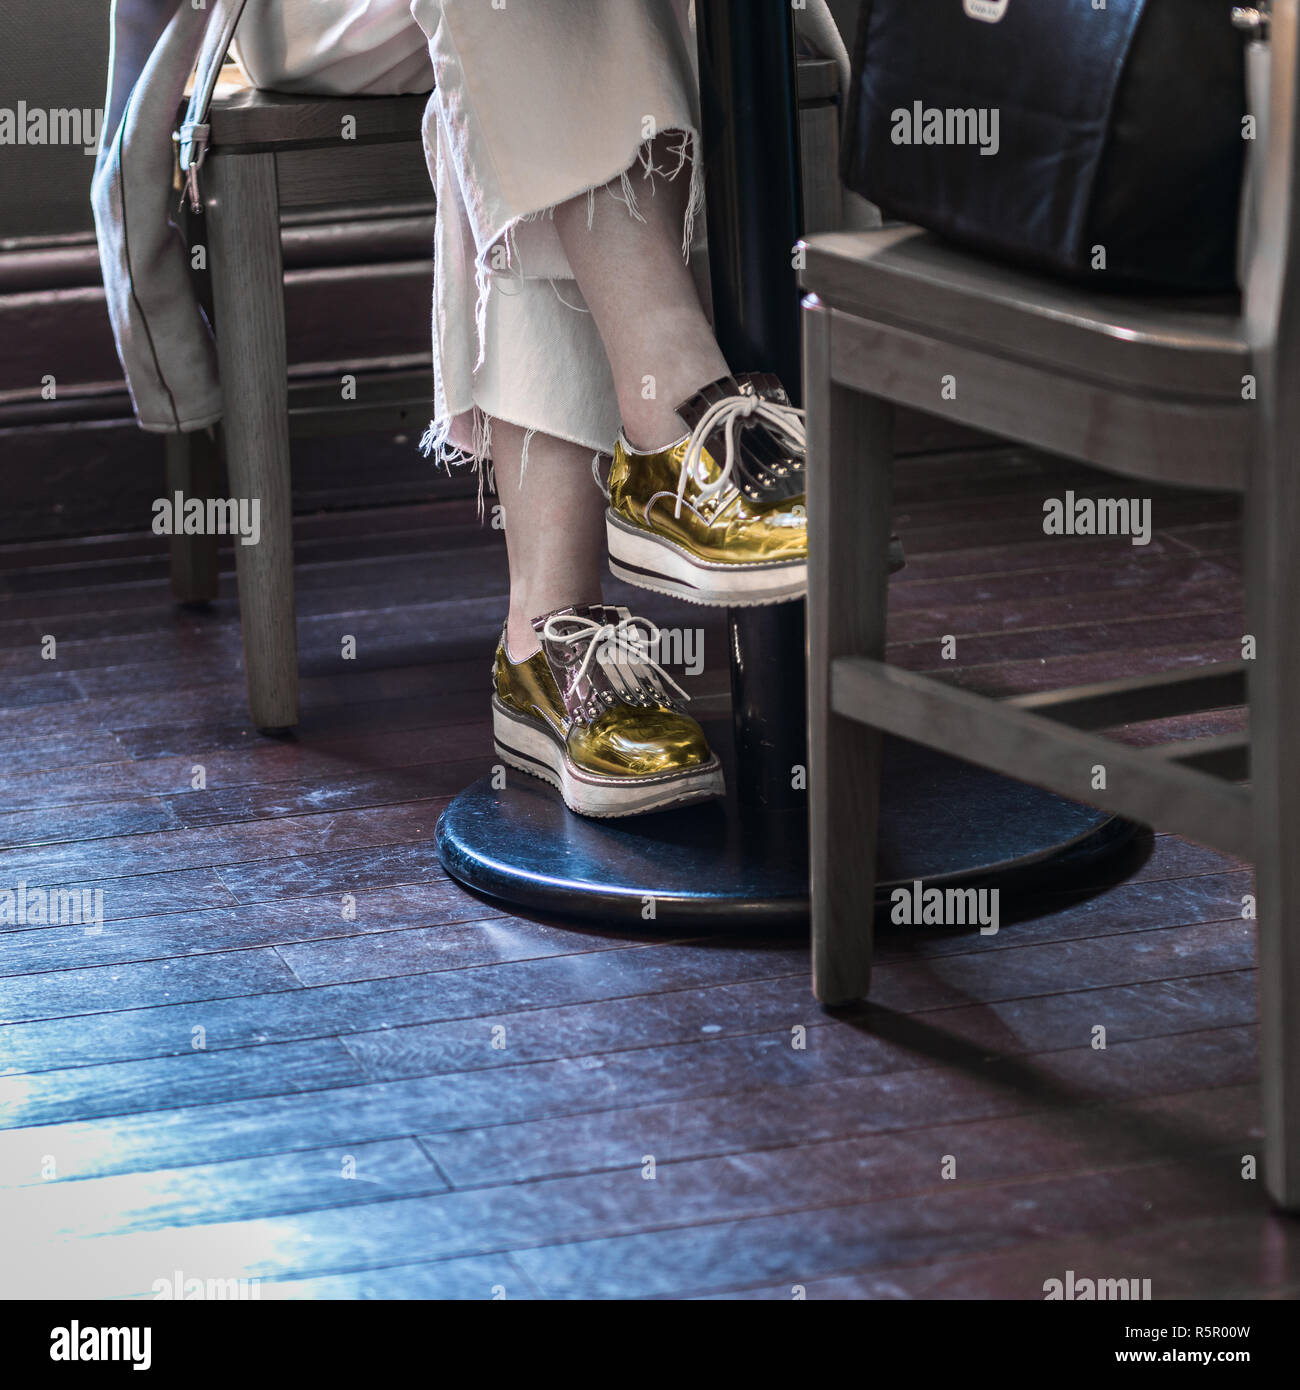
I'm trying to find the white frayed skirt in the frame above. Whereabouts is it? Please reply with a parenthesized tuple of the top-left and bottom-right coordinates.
(233, 0, 705, 487)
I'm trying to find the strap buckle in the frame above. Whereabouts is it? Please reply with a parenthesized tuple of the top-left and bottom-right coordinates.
(175, 121, 211, 214)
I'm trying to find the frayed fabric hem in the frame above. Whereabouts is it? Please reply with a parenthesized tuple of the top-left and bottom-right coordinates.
(420, 409, 495, 518)
(429, 129, 701, 523)
(419, 409, 612, 522)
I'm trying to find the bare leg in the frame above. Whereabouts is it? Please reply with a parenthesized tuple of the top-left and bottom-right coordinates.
(492, 420, 606, 660)
(495, 139, 731, 657)
(553, 135, 729, 452)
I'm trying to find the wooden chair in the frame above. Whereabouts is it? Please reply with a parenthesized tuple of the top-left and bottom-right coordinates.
(800, 3, 1300, 1209)
(172, 82, 433, 731)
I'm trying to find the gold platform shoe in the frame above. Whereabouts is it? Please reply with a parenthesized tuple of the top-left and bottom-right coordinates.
(604, 373, 904, 605)
(605, 374, 810, 606)
(492, 605, 724, 818)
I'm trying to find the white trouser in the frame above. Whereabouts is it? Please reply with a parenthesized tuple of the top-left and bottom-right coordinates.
(233, 0, 703, 486)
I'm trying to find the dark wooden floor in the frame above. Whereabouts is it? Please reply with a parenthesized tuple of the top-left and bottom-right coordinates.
(1, 442, 1296, 1300)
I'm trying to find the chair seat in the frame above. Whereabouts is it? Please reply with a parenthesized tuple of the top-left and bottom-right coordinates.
(198, 79, 434, 210)
(204, 84, 430, 154)
(801, 227, 1249, 403)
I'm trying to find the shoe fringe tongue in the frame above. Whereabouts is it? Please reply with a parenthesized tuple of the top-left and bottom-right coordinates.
(675, 373, 806, 506)
(535, 605, 684, 724)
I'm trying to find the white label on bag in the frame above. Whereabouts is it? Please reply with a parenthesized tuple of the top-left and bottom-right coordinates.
(964, 0, 1009, 21)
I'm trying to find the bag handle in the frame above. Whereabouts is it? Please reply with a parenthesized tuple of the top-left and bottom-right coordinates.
(177, 0, 251, 212)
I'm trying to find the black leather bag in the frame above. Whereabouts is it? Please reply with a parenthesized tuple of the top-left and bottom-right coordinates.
(841, 0, 1249, 291)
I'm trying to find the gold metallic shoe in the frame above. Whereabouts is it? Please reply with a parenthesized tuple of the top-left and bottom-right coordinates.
(605, 374, 810, 607)
(605, 373, 904, 605)
(491, 605, 725, 818)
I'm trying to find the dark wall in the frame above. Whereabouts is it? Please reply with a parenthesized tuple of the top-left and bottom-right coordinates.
(1, 0, 110, 241)
(0, 2, 450, 545)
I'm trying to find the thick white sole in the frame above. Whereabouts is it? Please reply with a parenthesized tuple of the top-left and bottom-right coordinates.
(606, 512, 806, 607)
(492, 698, 725, 818)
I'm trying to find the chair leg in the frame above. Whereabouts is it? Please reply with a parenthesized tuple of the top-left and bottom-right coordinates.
(804, 300, 895, 1006)
(204, 151, 299, 732)
(1245, 433, 1300, 1210)
(164, 428, 221, 605)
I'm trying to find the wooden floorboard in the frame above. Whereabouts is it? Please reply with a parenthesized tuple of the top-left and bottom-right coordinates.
(0, 883, 506, 972)
(502, 1158, 1262, 1301)
(2, 445, 1292, 1299)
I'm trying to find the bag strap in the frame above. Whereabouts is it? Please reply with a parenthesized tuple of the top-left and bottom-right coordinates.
(177, 0, 251, 212)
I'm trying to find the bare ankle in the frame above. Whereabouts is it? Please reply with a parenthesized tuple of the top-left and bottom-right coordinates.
(506, 590, 603, 662)
(621, 410, 687, 454)
(617, 350, 728, 452)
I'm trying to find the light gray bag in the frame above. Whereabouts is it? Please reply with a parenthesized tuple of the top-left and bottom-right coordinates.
(91, 0, 248, 433)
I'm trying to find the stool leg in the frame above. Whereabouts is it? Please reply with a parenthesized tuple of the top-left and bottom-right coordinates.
(165, 428, 221, 605)
(1246, 428, 1300, 1211)
(804, 300, 894, 1006)
(204, 152, 299, 732)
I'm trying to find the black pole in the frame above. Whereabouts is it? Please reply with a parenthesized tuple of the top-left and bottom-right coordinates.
(695, 0, 808, 812)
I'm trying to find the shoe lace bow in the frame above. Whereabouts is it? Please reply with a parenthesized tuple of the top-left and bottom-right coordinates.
(541, 612, 689, 717)
(675, 391, 806, 518)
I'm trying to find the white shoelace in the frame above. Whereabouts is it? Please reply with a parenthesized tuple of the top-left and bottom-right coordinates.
(541, 612, 690, 711)
(675, 392, 806, 518)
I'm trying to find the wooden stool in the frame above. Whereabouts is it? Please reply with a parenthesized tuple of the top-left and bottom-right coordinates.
(800, 5, 1300, 1209)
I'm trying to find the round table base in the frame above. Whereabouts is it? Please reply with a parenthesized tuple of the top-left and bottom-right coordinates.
(435, 734, 1138, 928)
